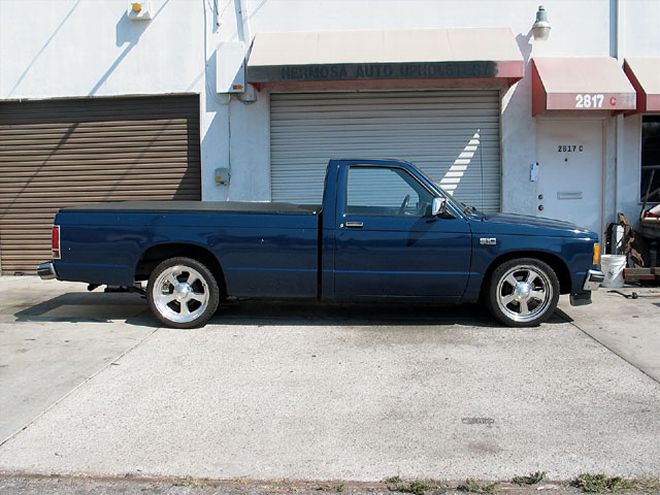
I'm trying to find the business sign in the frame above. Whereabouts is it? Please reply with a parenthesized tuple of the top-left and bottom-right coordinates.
(248, 61, 499, 83)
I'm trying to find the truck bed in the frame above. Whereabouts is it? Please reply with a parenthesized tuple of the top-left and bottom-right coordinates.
(55, 201, 321, 296)
(62, 201, 320, 215)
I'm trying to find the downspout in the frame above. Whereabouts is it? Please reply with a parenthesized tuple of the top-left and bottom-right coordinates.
(604, 0, 624, 241)
(224, 0, 253, 201)
(612, 0, 625, 227)
(237, 0, 252, 46)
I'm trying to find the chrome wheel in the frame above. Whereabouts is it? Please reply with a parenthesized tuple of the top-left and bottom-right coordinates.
(495, 265, 553, 323)
(152, 265, 210, 325)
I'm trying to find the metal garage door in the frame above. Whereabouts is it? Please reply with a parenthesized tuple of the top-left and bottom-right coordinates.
(0, 95, 201, 275)
(270, 90, 501, 210)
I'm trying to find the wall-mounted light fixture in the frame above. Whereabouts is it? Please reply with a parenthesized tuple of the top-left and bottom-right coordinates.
(127, 1, 153, 21)
(532, 5, 551, 41)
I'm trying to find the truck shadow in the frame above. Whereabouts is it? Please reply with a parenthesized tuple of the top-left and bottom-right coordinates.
(13, 292, 156, 327)
(212, 300, 573, 328)
(13, 292, 573, 329)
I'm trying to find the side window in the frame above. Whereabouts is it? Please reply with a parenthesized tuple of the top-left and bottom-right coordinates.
(346, 166, 434, 216)
(641, 116, 660, 203)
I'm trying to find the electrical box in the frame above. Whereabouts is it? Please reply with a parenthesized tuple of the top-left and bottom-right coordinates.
(127, 1, 153, 21)
(217, 42, 246, 94)
(215, 168, 230, 185)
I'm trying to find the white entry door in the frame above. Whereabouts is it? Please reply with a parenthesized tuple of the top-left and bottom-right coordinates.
(536, 120, 603, 238)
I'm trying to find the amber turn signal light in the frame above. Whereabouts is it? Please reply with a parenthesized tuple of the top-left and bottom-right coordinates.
(592, 242, 600, 266)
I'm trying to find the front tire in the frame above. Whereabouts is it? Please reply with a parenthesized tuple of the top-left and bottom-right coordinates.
(487, 258, 560, 327)
(147, 257, 220, 329)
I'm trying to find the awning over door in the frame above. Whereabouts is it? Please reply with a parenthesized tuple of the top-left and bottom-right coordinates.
(532, 57, 636, 115)
(248, 28, 523, 85)
(624, 58, 660, 113)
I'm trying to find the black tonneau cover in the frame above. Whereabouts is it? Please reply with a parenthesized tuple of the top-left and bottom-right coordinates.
(62, 201, 320, 215)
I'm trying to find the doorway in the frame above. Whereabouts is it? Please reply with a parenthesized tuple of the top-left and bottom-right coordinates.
(536, 119, 604, 238)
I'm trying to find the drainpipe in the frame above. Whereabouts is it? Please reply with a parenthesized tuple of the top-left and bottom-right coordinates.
(609, 0, 625, 240)
(615, 0, 625, 222)
(222, 0, 253, 201)
(237, 0, 252, 46)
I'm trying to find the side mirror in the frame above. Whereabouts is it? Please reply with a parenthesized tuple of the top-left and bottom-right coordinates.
(431, 197, 448, 216)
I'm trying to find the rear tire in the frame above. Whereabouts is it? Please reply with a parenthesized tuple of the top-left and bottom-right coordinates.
(147, 257, 219, 329)
(486, 258, 560, 327)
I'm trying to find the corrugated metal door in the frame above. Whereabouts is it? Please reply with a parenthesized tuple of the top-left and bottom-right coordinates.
(0, 95, 201, 275)
(270, 90, 501, 210)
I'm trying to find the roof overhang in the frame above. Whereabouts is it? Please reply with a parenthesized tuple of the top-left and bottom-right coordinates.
(247, 28, 524, 88)
(532, 57, 636, 116)
(624, 58, 660, 113)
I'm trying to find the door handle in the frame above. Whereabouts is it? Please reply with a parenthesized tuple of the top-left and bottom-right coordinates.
(345, 221, 364, 228)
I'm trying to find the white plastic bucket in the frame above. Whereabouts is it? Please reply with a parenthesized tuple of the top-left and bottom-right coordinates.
(601, 254, 626, 288)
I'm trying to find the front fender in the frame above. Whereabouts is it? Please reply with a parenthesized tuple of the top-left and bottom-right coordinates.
(462, 234, 595, 302)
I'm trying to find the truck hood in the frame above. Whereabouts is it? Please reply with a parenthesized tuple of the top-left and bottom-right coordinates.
(471, 212, 597, 238)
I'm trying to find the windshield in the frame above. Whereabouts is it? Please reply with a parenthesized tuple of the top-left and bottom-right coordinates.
(396, 161, 480, 217)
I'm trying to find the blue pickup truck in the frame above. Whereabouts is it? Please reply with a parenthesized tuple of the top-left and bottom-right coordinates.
(38, 159, 603, 328)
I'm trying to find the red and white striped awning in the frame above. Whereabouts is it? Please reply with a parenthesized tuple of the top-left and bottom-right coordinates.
(624, 58, 660, 113)
(531, 57, 636, 115)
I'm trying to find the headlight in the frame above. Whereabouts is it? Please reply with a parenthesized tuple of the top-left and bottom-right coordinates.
(592, 242, 600, 266)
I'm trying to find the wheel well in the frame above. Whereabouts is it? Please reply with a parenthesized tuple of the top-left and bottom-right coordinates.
(481, 251, 572, 296)
(135, 243, 227, 295)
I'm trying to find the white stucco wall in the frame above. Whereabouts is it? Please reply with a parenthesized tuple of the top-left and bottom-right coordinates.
(0, 0, 205, 98)
(0, 0, 656, 224)
(621, 0, 660, 57)
(616, 0, 660, 224)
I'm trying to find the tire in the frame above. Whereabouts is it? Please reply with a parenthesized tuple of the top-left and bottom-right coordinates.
(486, 258, 560, 327)
(147, 257, 220, 329)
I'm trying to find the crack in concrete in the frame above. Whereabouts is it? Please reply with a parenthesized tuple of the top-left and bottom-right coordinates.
(562, 314, 660, 386)
(0, 323, 161, 449)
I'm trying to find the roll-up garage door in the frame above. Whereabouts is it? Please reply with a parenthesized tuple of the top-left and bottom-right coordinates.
(270, 90, 501, 210)
(0, 95, 201, 275)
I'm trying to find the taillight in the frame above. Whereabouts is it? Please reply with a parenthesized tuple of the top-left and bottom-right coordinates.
(52, 225, 61, 259)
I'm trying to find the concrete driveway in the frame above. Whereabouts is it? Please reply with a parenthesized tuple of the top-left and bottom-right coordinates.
(0, 276, 658, 483)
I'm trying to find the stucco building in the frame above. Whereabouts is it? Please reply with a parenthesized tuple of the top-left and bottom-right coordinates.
(1, 0, 659, 273)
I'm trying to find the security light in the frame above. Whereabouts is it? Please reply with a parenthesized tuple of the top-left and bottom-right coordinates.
(532, 5, 551, 41)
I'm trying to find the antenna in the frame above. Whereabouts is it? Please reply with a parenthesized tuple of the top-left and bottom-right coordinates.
(478, 129, 484, 210)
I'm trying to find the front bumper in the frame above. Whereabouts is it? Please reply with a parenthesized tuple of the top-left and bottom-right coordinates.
(583, 269, 604, 291)
(37, 261, 57, 280)
(570, 269, 605, 306)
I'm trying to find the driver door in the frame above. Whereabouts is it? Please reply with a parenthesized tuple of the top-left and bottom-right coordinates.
(333, 164, 472, 299)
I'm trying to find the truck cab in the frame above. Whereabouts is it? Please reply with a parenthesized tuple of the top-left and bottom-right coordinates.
(322, 159, 471, 301)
